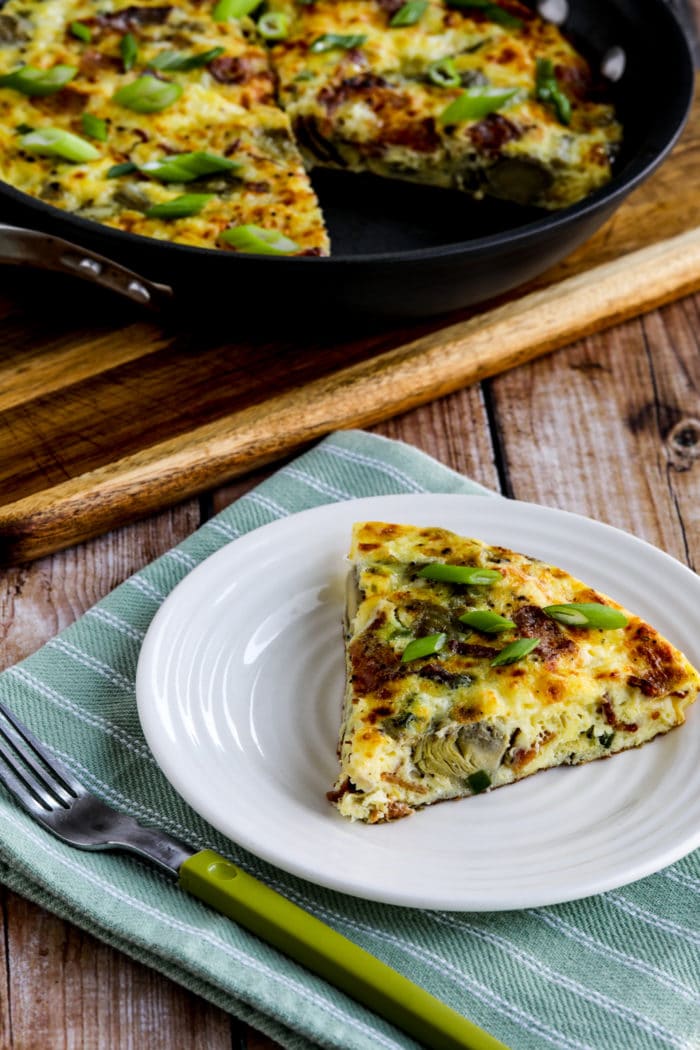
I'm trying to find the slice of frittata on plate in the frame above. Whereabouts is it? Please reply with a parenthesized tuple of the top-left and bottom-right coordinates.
(0, 0, 329, 253)
(266, 0, 621, 209)
(329, 522, 700, 823)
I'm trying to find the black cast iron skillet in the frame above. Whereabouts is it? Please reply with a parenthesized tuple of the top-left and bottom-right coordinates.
(0, 0, 694, 319)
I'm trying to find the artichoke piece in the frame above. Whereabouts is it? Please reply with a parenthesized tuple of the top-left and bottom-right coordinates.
(485, 158, 553, 205)
(413, 721, 508, 782)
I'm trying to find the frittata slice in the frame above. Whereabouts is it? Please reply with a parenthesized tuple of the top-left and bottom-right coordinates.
(0, 0, 329, 253)
(267, 0, 621, 209)
(329, 522, 699, 823)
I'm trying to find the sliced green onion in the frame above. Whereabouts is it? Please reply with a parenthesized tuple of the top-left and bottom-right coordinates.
(81, 112, 108, 141)
(390, 0, 428, 27)
(139, 150, 240, 182)
(0, 64, 78, 96)
(19, 127, 101, 163)
(212, 0, 261, 20)
(491, 637, 540, 666)
(401, 632, 447, 663)
(120, 32, 138, 72)
(148, 46, 225, 70)
(145, 192, 213, 218)
(467, 769, 491, 793)
(417, 563, 502, 585)
(535, 57, 571, 125)
(257, 11, 289, 39)
(113, 75, 183, 113)
(447, 0, 523, 27)
(309, 33, 367, 53)
(107, 160, 137, 177)
(459, 610, 515, 633)
(440, 85, 518, 124)
(70, 21, 92, 42)
(219, 224, 300, 255)
(543, 603, 628, 629)
(428, 57, 460, 88)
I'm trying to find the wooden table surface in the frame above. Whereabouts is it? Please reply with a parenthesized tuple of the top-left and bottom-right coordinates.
(2, 10, 700, 1043)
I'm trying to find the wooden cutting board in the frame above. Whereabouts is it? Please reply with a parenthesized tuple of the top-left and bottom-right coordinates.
(2, 81, 700, 567)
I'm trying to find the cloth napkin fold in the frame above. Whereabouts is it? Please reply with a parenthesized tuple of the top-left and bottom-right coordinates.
(0, 430, 697, 1050)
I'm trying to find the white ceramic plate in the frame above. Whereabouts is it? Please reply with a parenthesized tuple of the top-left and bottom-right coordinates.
(136, 494, 700, 910)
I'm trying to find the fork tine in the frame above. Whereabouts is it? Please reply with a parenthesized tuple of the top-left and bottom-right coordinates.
(0, 734, 58, 814)
(0, 702, 84, 801)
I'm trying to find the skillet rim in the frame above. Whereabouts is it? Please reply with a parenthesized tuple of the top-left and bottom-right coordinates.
(0, 0, 694, 268)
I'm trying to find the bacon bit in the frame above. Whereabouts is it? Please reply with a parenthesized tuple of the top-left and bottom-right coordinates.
(381, 772, 428, 794)
(601, 697, 638, 733)
(376, 0, 405, 14)
(95, 5, 172, 32)
(383, 115, 439, 153)
(513, 605, 576, 666)
(510, 746, 537, 770)
(627, 625, 683, 697)
(385, 801, 413, 821)
(319, 73, 389, 115)
(365, 704, 395, 724)
(449, 640, 498, 659)
(210, 54, 270, 85)
(349, 636, 402, 695)
(326, 776, 356, 803)
(468, 114, 521, 157)
(358, 542, 381, 551)
(79, 49, 121, 78)
(244, 180, 271, 194)
(297, 247, 324, 256)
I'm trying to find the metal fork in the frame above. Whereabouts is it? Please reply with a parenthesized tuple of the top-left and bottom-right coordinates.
(0, 700, 507, 1050)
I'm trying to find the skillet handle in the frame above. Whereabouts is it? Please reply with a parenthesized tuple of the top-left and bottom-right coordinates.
(0, 222, 174, 310)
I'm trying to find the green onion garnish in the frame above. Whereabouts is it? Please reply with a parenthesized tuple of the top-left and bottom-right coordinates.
(148, 46, 225, 70)
(257, 11, 289, 39)
(401, 632, 447, 663)
(459, 610, 515, 633)
(0, 64, 78, 96)
(219, 224, 300, 255)
(81, 112, 108, 141)
(145, 193, 213, 218)
(447, 0, 523, 27)
(535, 57, 571, 125)
(417, 563, 502, 585)
(390, 0, 428, 26)
(212, 0, 261, 20)
(490, 637, 539, 666)
(139, 151, 240, 182)
(467, 769, 491, 793)
(19, 127, 101, 163)
(427, 57, 460, 88)
(70, 21, 92, 42)
(120, 32, 138, 72)
(309, 33, 367, 53)
(107, 160, 137, 177)
(543, 603, 628, 629)
(113, 75, 183, 112)
(440, 85, 518, 124)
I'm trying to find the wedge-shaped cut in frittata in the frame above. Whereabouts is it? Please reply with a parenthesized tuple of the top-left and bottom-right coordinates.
(268, 0, 621, 209)
(329, 522, 699, 823)
(0, 0, 329, 253)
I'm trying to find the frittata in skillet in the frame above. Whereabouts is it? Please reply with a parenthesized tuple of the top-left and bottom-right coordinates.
(330, 522, 699, 823)
(0, 0, 330, 253)
(268, 0, 622, 209)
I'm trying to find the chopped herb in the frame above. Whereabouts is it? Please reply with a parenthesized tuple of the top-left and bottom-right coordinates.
(19, 127, 101, 163)
(120, 32, 138, 72)
(586, 725, 595, 739)
(467, 769, 491, 793)
(447, 0, 523, 27)
(401, 632, 447, 663)
(113, 75, 183, 112)
(459, 610, 515, 633)
(418, 563, 502, 585)
(427, 57, 460, 88)
(70, 21, 92, 42)
(14, 123, 34, 134)
(0, 64, 78, 96)
(81, 112, 108, 141)
(212, 0, 261, 20)
(148, 46, 224, 70)
(490, 637, 539, 666)
(219, 223, 300, 255)
(440, 85, 518, 124)
(257, 11, 289, 39)
(140, 151, 240, 182)
(390, 0, 428, 26)
(309, 33, 367, 53)
(107, 161, 137, 177)
(543, 603, 628, 629)
(535, 57, 571, 124)
(294, 70, 315, 81)
(145, 192, 213, 218)
(599, 731, 615, 749)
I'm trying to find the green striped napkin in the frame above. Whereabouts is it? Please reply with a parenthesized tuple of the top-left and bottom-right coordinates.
(0, 430, 697, 1050)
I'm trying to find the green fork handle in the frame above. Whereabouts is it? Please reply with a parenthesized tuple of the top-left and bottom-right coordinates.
(179, 850, 509, 1050)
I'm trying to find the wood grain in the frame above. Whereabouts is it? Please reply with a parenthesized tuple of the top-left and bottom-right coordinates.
(1, 81, 700, 565)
